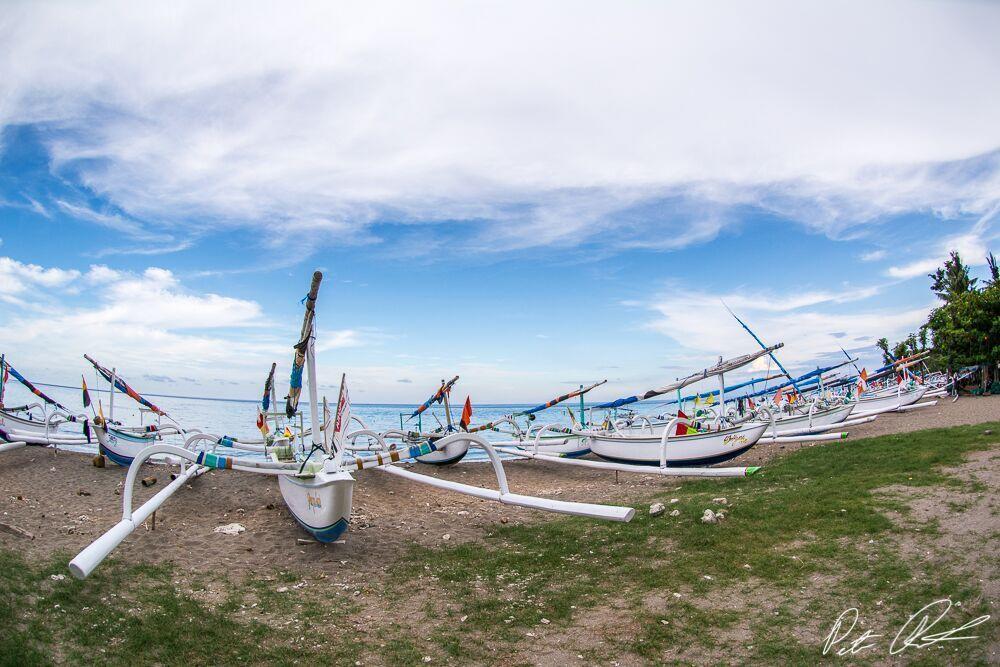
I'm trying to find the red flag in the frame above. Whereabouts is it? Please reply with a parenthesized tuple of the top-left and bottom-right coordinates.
(856, 368, 869, 395)
(256, 408, 270, 438)
(675, 410, 689, 436)
(81, 375, 92, 409)
(460, 396, 473, 430)
(747, 397, 756, 411)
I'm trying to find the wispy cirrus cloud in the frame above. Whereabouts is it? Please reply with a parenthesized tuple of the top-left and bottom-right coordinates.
(0, 1, 997, 258)
(54, 200, 157, 239)
(886, 205, 999, 279)
(860, 250, 887, 262)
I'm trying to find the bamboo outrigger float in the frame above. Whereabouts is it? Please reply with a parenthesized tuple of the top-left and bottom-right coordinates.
(69, 271, 634, 579)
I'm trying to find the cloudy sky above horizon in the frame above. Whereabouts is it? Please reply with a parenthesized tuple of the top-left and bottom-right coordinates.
(0, 0, 997, 403)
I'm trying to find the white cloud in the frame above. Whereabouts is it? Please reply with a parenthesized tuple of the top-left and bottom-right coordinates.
(886, 205, 998, 278)
(0, 257, 80, 303)
(0, 256, 382, 397)
(860, 250, 886, 262)
(642, 284, 930, 372)
(0, 1, 997, 252)
(315, 329, 364, 352)
(885, 258, 945, 280)
(0, 258, 269, 385)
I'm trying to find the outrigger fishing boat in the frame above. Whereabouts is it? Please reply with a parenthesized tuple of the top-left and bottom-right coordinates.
(82, 355, 186, 466)
(854, 382, 928, 415)
(367, 378, 607, 465)
(467, 382, 606, 457)
(69, 272, 634, 580)
(641, 358, 866, 439)
(0, 356, 92, 451)
(576, 346, 783, 466)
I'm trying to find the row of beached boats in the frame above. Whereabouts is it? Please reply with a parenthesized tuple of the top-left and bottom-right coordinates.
(0, 272, 953, 579)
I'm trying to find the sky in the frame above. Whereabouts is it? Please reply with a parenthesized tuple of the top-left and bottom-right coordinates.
(0, 0, 998, 404)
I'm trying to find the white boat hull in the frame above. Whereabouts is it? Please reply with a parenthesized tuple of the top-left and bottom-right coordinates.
(856, 386, 927, 414)
(533, 434, 591, 457)
(0, 409, 62, 435)
(587, 421, 769, 466)
(416, 436, 470, 465)
(767, 403, 855, 435)
(95, 425, 158, 466)
(277, 470, 355, 542)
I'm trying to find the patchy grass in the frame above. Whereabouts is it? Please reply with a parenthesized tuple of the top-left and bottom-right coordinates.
(0, 551, 371, 666)
(389, 422, 1000, 663)
(1, 423, 997, 665)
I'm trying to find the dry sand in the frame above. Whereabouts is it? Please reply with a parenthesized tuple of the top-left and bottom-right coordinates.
(1, 395, 997, 578)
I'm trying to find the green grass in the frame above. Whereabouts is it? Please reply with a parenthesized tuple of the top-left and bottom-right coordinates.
(0, 551, 372, 666)
(1, 423, 997, 665)
(388, 422, 1000, 664)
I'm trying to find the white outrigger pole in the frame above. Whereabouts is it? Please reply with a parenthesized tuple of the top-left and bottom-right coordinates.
(70, 271, 634, 579)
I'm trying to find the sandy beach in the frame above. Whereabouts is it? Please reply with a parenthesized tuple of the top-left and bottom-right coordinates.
(2, 395, 997, 579)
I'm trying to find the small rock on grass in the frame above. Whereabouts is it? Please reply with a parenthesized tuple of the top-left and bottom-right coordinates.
(712, 497, 728, 505)
(669, 509, 680, 517)
(214, 523, 246, 536)
(701, 509, 718, 524)
(649, 502, 666, 517)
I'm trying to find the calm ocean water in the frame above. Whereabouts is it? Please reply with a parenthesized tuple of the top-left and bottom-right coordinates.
(3, 381, 637, 462)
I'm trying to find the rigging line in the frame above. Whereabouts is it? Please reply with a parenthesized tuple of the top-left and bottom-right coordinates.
(839, 346, 864, 376)
(721, 300, 804, 396)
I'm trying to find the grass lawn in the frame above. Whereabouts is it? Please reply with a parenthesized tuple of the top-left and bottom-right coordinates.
(2, 422, 997, 665)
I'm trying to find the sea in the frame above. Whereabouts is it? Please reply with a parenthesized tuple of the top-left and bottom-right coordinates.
(1, 381, 640, 462)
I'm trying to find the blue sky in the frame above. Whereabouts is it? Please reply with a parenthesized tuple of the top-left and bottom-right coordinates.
(0, 1, 998, 403)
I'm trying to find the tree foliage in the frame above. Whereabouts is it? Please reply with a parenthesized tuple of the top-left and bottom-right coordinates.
(987, 251, 999, 288)
(929, 250, 977, 300)
(924, 251, 999, 388)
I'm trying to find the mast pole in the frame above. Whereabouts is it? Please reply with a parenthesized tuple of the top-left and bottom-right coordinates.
(306, 295, 322, 449)
(717, 373, 725, 429)
(110, 368, 116, 421)
(579, 384, 586, 428)
(724, 305, 804, 396)
(839, 346, 863, 377)
(442, 379, 454, 430)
